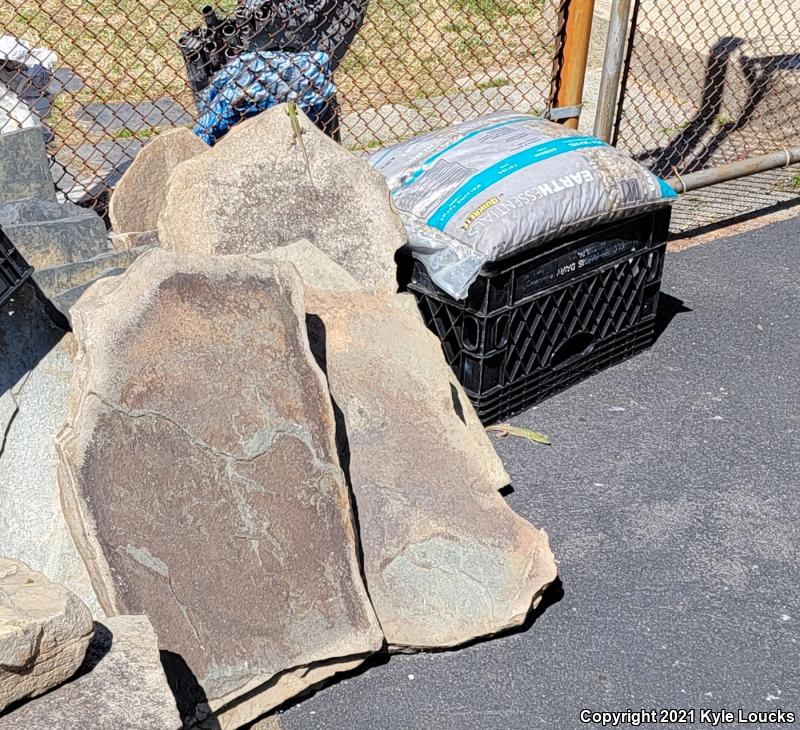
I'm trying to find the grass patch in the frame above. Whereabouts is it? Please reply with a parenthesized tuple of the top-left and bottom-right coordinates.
(476, 76, 509, 90)
(111, 127, 160, 140)
(6, 0, 551, 176)
(451, 0, 522, 21)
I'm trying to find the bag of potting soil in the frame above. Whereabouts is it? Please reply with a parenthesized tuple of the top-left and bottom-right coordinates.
(194, 49, 335, 144)
(369, 111, 677, 299)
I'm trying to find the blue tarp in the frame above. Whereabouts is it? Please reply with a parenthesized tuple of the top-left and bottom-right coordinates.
(193, 50, 336, 145)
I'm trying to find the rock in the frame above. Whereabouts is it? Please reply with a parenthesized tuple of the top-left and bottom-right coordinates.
(109, 229, 159, 251)
(263, 241, 507, 492)
(0, 128, 55, 204)
(57, 248, 383, 727)
(259, 238, 362, 293)
(0, 558, 94, 712)
(34, 245, 153, 321)
(0, 285, 101, 616)
(305, 289, 557, 649)
(0, 197, 109, 270)
(158, 104, 405, 291)
(0, 615, 182, 729)
(109, 128, 208, 235)
(34, 246, 149, 297)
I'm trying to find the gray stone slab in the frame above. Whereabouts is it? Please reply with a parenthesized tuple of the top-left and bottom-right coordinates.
(1, 615, 182, 729)
(34, 245, 149, 300)
(306, 289, 556, 649)
(0, 290, 101, 615)
(0, 127, 56, 204)
(0, 199, 109, 269)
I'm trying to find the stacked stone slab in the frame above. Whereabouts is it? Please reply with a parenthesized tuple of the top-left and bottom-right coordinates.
(157, 104, 406, 292)
(0, 558, 94, 712)
(1, 615, 182, 729)
(0, 128, 55, 204)
(0, 127, 150, 318)
(276, 243, 557, 648)
(57, 249, 383, 729)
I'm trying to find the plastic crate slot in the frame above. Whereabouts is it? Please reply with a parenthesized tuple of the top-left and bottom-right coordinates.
(550, 330, 596, 370)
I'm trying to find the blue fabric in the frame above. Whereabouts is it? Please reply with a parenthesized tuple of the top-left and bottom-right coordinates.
(427, 136, 607, 230)
(193, 50, 336, 145)
(659, 177, 679, 198)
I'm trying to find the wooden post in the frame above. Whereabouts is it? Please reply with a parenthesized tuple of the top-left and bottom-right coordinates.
(554, 0, 596, 130)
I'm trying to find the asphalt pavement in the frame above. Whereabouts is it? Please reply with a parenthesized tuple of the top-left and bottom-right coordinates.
(273, 216, 800, 730)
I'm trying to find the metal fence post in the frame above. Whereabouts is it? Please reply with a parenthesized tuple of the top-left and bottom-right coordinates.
(593, 0, 632, 141)
(553, 0, 596, 130)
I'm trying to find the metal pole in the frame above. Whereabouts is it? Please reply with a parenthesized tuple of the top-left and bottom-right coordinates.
(593, 0, 632, 141)
(666, 147, 800, 193)
(555, 0, 596, 130)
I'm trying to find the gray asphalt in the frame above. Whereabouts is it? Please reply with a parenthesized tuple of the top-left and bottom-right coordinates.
(276, 217, 800, 730)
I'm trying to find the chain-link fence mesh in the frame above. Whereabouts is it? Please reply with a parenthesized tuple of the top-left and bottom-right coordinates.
(613, 0, 800, 179)
(0, 0, 560, 208)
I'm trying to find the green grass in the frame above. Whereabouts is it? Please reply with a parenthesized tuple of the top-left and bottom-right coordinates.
(476, 76, 509, 91)
(111, 127, 160, 140)
(451, 0, 522, 21)
(6, 0, 551, 170)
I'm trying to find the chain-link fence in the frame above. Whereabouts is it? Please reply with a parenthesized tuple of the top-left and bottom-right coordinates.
(1, 0, 560, 207)
(612, 0, 800, 179)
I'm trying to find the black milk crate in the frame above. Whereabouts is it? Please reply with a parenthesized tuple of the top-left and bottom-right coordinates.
(0, 224, 33, 309)
(403, 207, 671, 424)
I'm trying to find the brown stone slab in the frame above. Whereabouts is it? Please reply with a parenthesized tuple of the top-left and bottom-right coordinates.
(306, 290, 558, 649)
(57, 249, 383, 727)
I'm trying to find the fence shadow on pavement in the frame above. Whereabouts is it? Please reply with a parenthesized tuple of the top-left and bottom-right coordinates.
(636, 36, 800, 178)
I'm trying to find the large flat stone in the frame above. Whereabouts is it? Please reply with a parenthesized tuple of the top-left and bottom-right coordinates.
(109, 128, 208, 235)
(158, 104, 406, 292)
(262, 240, 507, 492)
(1, 615, 181, 729)
(57, 248, 383, 727)
(0, 285, 101, 616)
(34, 246, 150, 303)
(0, 128, 55, 204)
(0, 198, 109, 269)
(0, 558, 94, 712)
(305, 289, 557, 649)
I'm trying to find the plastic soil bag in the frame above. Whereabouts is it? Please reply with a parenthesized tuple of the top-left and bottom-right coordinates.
(369, 111, 677, 299)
